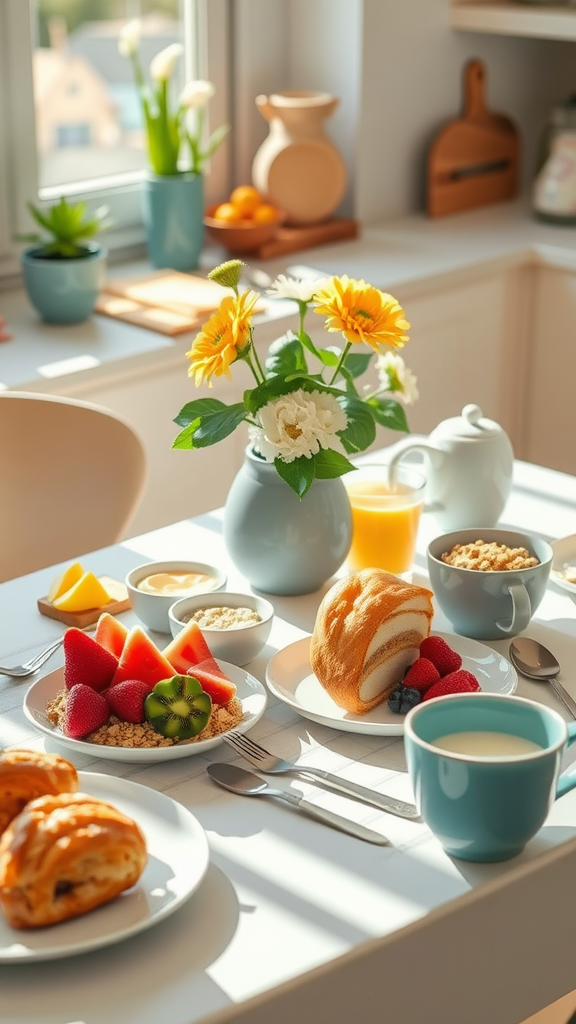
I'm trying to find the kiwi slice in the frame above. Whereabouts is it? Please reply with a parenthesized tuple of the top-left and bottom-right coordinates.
(144, 675, 212, 740)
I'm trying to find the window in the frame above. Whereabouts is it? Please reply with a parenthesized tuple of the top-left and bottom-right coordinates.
(0, 0, 230, 269)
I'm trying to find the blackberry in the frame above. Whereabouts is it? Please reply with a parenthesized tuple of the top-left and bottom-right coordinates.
(387, 684, 422, 715)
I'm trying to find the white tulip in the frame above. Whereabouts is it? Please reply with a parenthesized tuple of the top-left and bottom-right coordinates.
(180, 80, 216, 109)
(118, 19, 141, 58)
(150, 43, 183, 82)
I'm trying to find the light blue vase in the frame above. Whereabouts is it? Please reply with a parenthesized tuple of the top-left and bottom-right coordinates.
(224, 448, 353, 596)
(21, 243, 107, 324)
(142, 172, 204, 271)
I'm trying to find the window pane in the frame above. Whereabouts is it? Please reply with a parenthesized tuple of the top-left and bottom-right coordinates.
(30, 1, 185, 193)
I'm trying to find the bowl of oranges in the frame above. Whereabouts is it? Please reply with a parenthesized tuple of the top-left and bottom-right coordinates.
(204, 185, 285, 254)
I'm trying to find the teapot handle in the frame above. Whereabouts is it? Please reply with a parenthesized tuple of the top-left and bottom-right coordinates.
(386, 436, 444, 477)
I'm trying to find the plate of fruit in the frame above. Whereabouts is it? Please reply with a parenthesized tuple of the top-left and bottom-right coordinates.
(23, 612, 267, 762)
(265, 632, 518, 736)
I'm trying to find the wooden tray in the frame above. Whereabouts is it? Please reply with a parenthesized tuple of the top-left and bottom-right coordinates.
(37, 577, 131, 628)
(254, 217, 359, 260)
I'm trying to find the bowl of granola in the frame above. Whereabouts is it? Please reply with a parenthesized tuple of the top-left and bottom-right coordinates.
(426, 528, 552, 640)
(169, 592, 274, 666)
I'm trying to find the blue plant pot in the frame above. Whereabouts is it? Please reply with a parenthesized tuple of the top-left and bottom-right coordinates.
(21, 244, 107, 324)
(224, 448, 353, 596)
(142, 172, 204, 271)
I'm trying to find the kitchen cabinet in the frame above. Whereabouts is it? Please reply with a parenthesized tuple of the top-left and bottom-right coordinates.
(450, 2, 576, 41)
(521, 263, 576, 476)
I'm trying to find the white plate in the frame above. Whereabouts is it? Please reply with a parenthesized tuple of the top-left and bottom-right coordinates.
(23, 661, 267, 762)
(0, 771, 209, 962)
(265, 631, 518, 737)
(551, 535, 576, 595)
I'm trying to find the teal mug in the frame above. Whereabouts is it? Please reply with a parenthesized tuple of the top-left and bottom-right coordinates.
(404, 692, 576, 862)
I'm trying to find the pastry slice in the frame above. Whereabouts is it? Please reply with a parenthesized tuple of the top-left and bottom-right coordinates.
(0, 748, 79, 837)
(310, 568, 434, 714)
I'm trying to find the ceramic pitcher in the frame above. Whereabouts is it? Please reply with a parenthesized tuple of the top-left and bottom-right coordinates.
(252, 91, 347, 226)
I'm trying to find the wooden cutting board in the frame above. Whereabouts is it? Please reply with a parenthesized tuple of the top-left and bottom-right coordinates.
(427, 59, 520, 218)
(37, 577, 131, 627)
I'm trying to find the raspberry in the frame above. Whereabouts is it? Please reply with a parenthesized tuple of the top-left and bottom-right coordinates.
(388, 685, 422, 714)
(422, 669, 480, 701)
(62, 684, 110, 738)
(419, 636, 462, 676)
(403, 657, 440, 694)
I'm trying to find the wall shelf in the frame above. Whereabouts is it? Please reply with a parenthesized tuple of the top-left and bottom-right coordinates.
(450, 3, 576, 41)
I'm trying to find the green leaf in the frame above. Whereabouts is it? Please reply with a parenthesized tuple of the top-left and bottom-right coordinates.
(174, 397, 228, 428)
(343, 351, 373, 379)
(337, 394, 377, 454)
(274, 455, 316, 499)
(190, 403, 247, 447)
(264, 332, 308, 376)
(312, 448, 355, 479)
(316, 348, 340, 367)
(298, 331, 322, 359)
(172, 423, 198, 450)
(368, 397, 410, 433)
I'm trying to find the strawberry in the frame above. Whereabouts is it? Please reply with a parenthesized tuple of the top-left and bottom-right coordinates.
(104, 679, 151, 724)
(62, 684, 110, 738)
(63, 628, 118, 692)
(422, 669, 480, 701)
(403, 657, 440, 694)
(419, 636, 462, 677)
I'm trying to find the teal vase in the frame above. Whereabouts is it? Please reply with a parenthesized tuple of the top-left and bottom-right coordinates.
(224, 448, 353, 596)
(142, 172, 204, 271)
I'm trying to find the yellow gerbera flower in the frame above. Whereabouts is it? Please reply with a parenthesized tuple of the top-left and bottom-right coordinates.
(313, 275, 410, 350)
(186, 290, 258, 386)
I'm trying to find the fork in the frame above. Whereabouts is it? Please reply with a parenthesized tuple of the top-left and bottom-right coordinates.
(223, 732, 420, 820)
(0, 636, 68, 678)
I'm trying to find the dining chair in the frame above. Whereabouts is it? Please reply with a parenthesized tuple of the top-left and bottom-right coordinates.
(0, 391, 148, 583)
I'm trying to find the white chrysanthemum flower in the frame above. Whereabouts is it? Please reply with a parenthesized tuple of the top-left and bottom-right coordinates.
(249, 388, 348, 464)
(375, 352, 419, 405)
(118, 19, 141, 57)
(266, 275, 328, 304)
(150, 43, 183, 82)
(180, 79, 215, 109)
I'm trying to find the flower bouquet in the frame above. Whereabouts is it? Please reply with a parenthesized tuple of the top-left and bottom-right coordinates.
(173, 260, 418, 498)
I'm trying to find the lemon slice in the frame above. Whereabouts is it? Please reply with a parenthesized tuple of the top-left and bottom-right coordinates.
(52, 571, 111, 612)
(48, 561, 85, 603)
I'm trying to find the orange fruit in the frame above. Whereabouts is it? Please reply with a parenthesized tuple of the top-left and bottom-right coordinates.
(253, 203, 280, 224)
(229, 185, 262, 217)
(212, 202, 242, 223)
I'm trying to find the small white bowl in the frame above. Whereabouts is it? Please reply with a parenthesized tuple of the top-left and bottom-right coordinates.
(126, 560, 227, 634)
(168, 592, 274, 666)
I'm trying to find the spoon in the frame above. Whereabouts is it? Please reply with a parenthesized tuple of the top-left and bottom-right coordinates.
(509, 638, 576, 719)
(207, 763, 390, 845)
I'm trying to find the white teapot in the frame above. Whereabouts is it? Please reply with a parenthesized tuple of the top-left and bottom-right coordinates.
(386, 404, 514, 529)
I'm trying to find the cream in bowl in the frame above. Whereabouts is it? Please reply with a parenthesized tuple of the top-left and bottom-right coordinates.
(169, 592, 274, 666)
(126, 560, 227, 634)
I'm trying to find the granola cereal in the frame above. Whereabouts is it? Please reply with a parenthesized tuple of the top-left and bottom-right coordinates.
(441, 539, 539, 572)
(46, 689, 244, 748)
(187, 605, 262, 629)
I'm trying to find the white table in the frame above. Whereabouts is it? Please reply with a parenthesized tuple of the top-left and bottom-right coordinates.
(2, 459, 576, 1024)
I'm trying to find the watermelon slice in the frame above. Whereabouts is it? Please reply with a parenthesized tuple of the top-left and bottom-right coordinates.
(95, 612, 129, 659)
(163, 619, 216, 675)
(187, 662, 237, 705)
(111, 626, 176, 689)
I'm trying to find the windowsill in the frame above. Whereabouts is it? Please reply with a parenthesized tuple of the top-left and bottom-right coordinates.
(3, 197, 576, 392)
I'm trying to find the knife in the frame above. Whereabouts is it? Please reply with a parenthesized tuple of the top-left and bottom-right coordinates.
(294, 767, 420, 820)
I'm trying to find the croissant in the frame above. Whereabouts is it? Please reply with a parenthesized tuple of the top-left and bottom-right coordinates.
(0, 748, 79, 837)
(310, 568, 434, 714)
(0, 792, 148, 929)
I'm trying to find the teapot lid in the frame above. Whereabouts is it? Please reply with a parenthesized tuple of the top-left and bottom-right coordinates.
(434, 404, 503, 441)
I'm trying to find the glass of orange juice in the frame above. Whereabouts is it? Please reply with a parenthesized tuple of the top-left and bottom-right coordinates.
(344, 464, 426, 579)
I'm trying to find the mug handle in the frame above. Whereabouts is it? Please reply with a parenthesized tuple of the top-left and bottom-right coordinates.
(556, 722, 576, 799)
(495, 582, 531, 635)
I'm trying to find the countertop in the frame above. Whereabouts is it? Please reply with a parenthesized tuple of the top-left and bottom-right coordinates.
(3, 198, 576, 392)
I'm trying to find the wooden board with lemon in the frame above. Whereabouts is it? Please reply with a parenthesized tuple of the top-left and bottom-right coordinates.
(38, 561, 130, 627)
